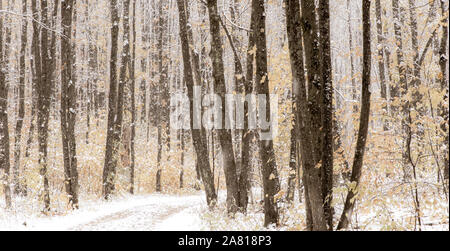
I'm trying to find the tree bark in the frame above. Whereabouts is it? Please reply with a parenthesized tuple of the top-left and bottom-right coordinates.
(103, 0, 120, 199)
(438, 0, 448, 180)
(375, 0, 387, 100)
(130, 0, 137, 194)
(337, 0, 372, 230)
(238, 3, 257, 212)
(206, 0, 240, 214)
(0, 1, 12, 208)
(13, 0, 28, 196)
(61, 0, 80, 209)
(319, 0, 334, 230)
(252, 0, 280, 227)
(283, 0, 305, 205)
(177, 0, 217, 207)
(299, 0, 328, 231)
(37, 0, 52, 212)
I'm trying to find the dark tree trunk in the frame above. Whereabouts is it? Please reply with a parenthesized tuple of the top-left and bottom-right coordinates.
(177, 0, 217, 207)
(103, 0, 120, 199)
(207, 0, 240, 214)
(299, 0, 328, 231)
(61, 0, 80, 209)
(13, 0, 28, 196)
(0, 1, 12, 208)
(238, 6, 257, 211)
(37, 0, 52, 212)
(337, 0, 372, 230)
(319, 0, 334, 230)
(438, 0, 449, 180)
(155, 0, 168, 193)
(252, 0, 280, 227)
(130, 0, 137, 195)
(284, 0, 305, 205)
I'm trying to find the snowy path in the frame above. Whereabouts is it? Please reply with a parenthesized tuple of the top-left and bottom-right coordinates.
(1, 193, 205, 231)
(70, 195, 202, 231)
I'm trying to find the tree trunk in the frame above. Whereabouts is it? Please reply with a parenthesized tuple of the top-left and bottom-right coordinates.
(177, 0, 217, 207)
(299, 0, 328, 231)
(319, 0, 334, 230)
(0, 1, 12, 208)
(103, 0, 120, 199)
(206, 0, 240, 214)
(238, 5, 257, 211)
(130, 0, 137, 195)
(253, 0, 280, 227)
(337, 0, 372, 230)
(375, 0, 387, 100)
(37, 0, 52, 212)
(284, 0, 305, 205)
(438, 0, 448, 180)
(13, 0, 28, 196)
(61, 0, 80, 209)
(155, 0, 168, 193)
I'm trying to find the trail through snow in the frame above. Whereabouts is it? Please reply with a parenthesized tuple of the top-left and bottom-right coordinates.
(1, 193, 206, 231)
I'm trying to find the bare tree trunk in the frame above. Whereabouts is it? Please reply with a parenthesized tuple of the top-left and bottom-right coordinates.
(390, 0, 406, 105)
(179, 130, 185, 189)
(337, 0, 372, 230)
(438, 0, 449, 180)
(299, 0, 328, 231)
(103, 0, 120, 199)
(284, 0, 305, 205)
(238, 8, 257, 211)
(177, 0, 217, 207)
(375, 0, 387, 100)
(252, 0, 280, 227)
(319, 0, 334, 230)
(0, 1, 12, 207)
(61, 0, 80, 209)
(207, 0, 240, 214)
(37, 0, 52, 212)
(155, 0, 168, 193)
(130, 0, 137, 195)
(13, 0, 28, 196)
(347, 0, 357, 113)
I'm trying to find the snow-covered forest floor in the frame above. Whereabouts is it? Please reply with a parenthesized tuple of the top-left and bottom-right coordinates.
(0, 193, 204, 231)
(1, 189, 448, 231)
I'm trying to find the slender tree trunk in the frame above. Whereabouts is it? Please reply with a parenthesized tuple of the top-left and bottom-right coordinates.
(177, 0, 217, 207)
(37, 0, 52, 212)
(347, 0, 357, 113)
(375, 0, 387, 100)
(438, 0, 448, 180)
(337, 0, 372, 230)
(207, 0, 240, 214)
(253, 0, 280, 227)
(238, 6, 257, 211)
(179, 130, 185, 189)
(0, 1, 12, 208)
(284, 0, 305, 205)
(130, 0, 137, 195)
(319, 0, 334, 230)
(155, 0, 168, 193)
(103, 0, 120, 199)
(13, 0, 28, 196)
(391, 0, 406, 104)
(61, 0, 80, 209)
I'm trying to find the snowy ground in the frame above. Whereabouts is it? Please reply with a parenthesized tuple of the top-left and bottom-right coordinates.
(2, 190, 447, 231)
(0, 193, 206, 231)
